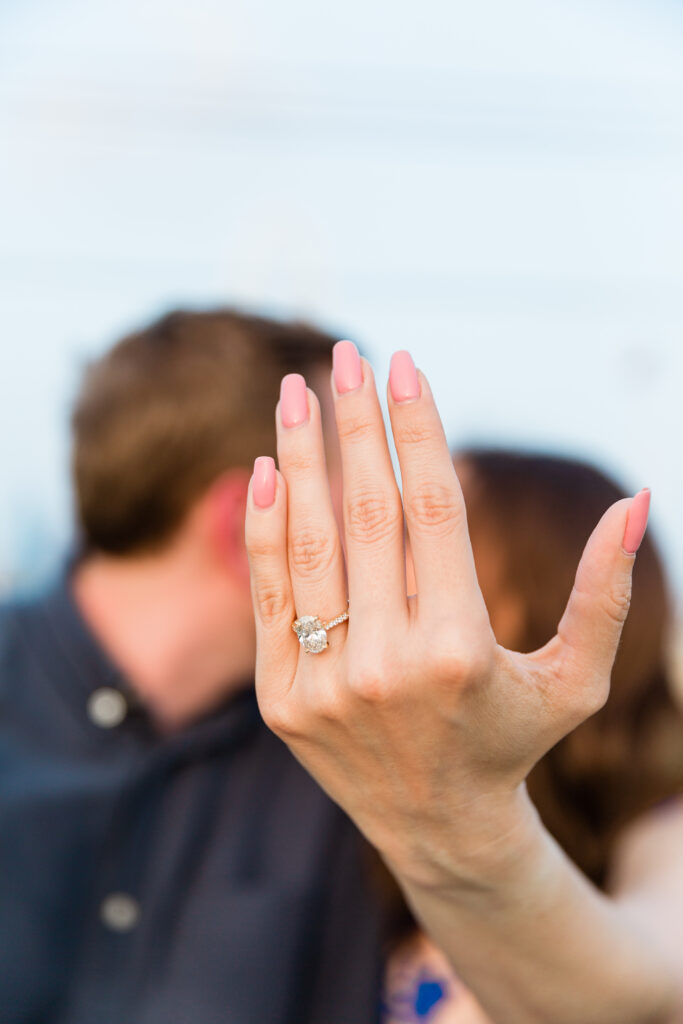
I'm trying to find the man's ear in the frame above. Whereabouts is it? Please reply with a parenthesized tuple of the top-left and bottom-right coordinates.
(203, 470, 253, 586)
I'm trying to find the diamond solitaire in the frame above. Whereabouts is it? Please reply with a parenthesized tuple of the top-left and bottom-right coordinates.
(292, 607, 349, 654)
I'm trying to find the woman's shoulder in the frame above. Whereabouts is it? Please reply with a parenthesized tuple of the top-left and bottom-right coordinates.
(605, 796, 683, 973)
(608, 795, 683, 895)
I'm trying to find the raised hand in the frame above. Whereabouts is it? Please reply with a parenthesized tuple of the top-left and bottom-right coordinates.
(245, 341, 649, 888)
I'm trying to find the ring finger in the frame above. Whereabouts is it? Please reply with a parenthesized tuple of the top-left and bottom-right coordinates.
(277, 373, 348, 655)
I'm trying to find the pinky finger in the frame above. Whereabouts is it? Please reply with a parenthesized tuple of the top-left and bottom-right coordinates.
(245, 456, 298, 706)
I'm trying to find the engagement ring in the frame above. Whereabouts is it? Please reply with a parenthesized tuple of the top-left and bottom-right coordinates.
(292, 606, 349, 654)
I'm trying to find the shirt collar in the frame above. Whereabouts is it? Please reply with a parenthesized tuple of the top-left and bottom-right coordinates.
(37, 568, 261, 749)
(41, 568, 126, 701)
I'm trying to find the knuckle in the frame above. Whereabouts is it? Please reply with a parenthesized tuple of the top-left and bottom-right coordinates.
(307, 685, 345, 723)
(348, 665, 393, 704)
(405, 482, 461, 534)
(289, 529, 337, 579)
(246, 530, 280, 561)
(584, 678, 610, 717)
(281, 449, 317, 477)
(562, 672, 610, 726)
(345, 491, 402, 546)
(436, 650, 477, 687)
(600, 577, 632, 629)
(258, 698, 299, 739)
(546, 642, 610, 725)
(336, 411, 376, 446)
(431, 631, 492, 686)
(255, 583, 292, 628)
(394, 417, 435, 448)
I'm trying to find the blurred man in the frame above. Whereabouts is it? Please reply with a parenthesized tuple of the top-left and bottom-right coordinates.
(0, 311, 385, 1024)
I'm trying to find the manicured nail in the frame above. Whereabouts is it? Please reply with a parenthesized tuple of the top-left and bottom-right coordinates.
(623, 488, 651, 554)
(333, 340, 363, 394)
(280, 373, 309, 428)
(252, 456, 276, 508)
(390, 350, 420, 403)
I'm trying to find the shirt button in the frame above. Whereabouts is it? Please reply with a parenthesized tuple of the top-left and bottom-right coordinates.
(100, 893, 140, 932)
(87, 687, 127, 728)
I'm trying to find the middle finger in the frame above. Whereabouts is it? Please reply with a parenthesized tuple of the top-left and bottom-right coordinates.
(332, 341, 408, 627)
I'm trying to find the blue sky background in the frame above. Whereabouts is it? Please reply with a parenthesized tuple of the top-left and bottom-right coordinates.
(1, 0, 682, 601)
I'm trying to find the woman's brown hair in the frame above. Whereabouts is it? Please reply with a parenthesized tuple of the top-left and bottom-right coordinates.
(461, 449, 683, 888)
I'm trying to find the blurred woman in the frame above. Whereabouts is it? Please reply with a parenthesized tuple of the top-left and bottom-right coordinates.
(381, 450, 683, 1024)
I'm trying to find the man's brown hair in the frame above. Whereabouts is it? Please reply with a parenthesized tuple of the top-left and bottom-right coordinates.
(72, 309, 337, 555)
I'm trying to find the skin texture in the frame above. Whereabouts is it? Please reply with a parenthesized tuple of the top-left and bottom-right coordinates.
(383, 475, 683, 1023)
(245, 343, 683, 1024)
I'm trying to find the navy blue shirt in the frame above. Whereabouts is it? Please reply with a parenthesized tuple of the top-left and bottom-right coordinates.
(0, 577, 385, 1023)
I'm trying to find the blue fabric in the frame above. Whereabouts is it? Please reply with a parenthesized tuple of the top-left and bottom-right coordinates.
(0, 574, 384, 1024)
(414, 980, 446, 1017)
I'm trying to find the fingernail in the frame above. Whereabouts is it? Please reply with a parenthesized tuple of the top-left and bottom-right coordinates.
(390, 350, 420, 403)
(623, 488, 651, 554)
(252, 456, 276, 508)
(333, 340, 363, 394)
(280, 373, 309, 428)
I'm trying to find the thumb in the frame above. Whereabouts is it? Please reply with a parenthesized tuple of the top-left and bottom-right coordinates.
(556, 488, 651, 693)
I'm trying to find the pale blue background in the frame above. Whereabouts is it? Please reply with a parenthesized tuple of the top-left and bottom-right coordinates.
(1, 0, 682, 602)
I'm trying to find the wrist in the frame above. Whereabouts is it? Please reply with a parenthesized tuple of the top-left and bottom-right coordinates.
(382, 782, 547, 896)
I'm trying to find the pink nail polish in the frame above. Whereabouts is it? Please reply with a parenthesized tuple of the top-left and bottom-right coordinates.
(252, 456, 276, 508)
(389, 350, 420, 403)
(280, 374, 309, 428)
(623, 488, 651, 554)
(333, 340, 363, 394)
